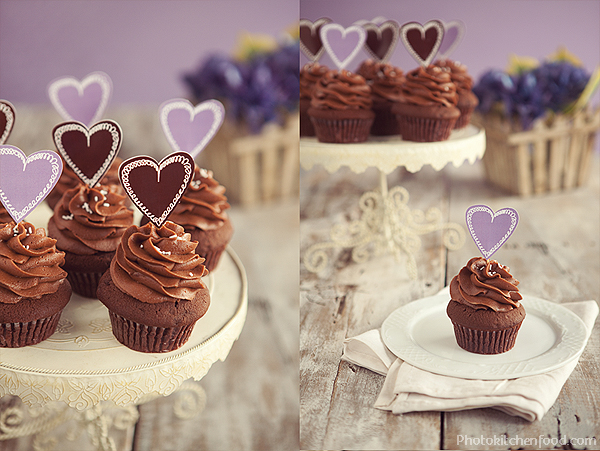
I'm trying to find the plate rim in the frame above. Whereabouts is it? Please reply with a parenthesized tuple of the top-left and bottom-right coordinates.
(381, 293, 588, 380)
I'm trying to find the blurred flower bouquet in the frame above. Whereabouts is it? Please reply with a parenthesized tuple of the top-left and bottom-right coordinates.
(182, 28, 300, 205)
(471, 48, 600, 196)
(184, 31, 299, 134)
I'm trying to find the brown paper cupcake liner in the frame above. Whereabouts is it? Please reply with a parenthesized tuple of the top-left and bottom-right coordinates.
(0, 311, 62, 348)
(396, 114, 457, 142)
(198, 246, 226, 272)
(67, 271, 104, 298)
(310, 117, 374, 143)
(371, 105, 401, 136)
(108, 311, 195, 353)
(454, 105, 476, 129)
(451, 321, 523, 354)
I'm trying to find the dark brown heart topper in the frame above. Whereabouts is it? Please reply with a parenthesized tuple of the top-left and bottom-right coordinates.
(299, 17, 332, 61)
(119, 152, 195, 228)
(0, 100, 16, 145)
(400, 20, 444, 67)
(363, 20, 400, 63)
(53, 120, 122, 188)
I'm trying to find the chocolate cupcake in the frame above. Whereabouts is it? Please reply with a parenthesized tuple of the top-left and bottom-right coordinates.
(0, 221, 72, 347)
(166, 166, 233, 272)
(447, 257, 525, 354)
(97, 221, 210, 353)
(308, 69, 374, 143)
(47, 183, 134, 298)
(392, 65, 460, 142)
(357, 60, 405, 136)
(300, 62, 329, 136)
(434, 59, 479, 129)
(46, 156, 124, 210)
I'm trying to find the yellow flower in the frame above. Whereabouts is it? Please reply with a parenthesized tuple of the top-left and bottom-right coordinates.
(547, 46, 583, 66)
(564, 66, 600, 115)
(233, 31, 278, 61)
(506, 53, 538, 74)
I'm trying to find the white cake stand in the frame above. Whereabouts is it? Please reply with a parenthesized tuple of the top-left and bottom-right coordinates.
(300, 125, 486, 279)
(0, 229, 247, 451)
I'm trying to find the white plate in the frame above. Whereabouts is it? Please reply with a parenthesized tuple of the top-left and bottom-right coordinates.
(381, 293, 588, 380)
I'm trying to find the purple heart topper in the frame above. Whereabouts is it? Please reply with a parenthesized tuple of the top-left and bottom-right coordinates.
(0, 100, 16, 145)
(0, 146, 63, 224)
(400, 20, 444, 67)
(53, 120, 122, 189)
(320, 23, 367, 71)
(299, 17, 332, 62)
(119, 152, 194, 228)
(466, 205, 519, 259)
(47, 71, 112, 127)
(362, 20, 400, 63)
(159, 99, 225, 159)
(438, 20, 465, 60)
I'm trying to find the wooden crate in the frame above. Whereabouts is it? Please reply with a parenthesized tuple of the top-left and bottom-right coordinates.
(197, 113, 299, 206)
(473, 107, 600, 196)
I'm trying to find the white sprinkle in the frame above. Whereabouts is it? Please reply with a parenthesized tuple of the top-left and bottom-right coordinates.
(199, 168, 210, 178)
(191, 180, 201, 189)
(140, 244, 144, 249)
(94, 196, 99, 202)
(25, 245, 29, 250)
(12, 225, 19, 236)
(100, 189, 108, 196)
(81, 202, 93, 214)
(103, 203, 110, 207)
(28, 227, 33, 235)
(189, 272, 193, 276)
(62, 214, 74, 220)
(160, 250, 171, 255)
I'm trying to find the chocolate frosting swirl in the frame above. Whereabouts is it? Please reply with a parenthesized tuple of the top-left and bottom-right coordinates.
(169, 166, 230, 231)
(49, 183, 133, 255)
(450, 257, 522, 312)
(0, 221, 67, 303)
(310, 69, 372, 110)
(434, 59, 475, 95)
(111, 221, 208, 304)
(369, 63, 405, 103)
(300, 62, 329, 100)
(401, 65, 458, 107)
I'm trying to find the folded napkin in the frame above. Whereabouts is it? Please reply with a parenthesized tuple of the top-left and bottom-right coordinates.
(342, 295, 598, 422)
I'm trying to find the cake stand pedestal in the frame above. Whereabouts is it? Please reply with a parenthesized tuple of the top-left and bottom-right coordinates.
(300, 125, 486, 279)
(0, 247, 247, 451)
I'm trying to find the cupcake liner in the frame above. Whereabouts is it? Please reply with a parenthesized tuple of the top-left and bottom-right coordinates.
(300, 98, 315, 137)
(450, 321, 523, 354)
(0, 311, 62, 348)
(108, 311, 195, 353)
(370, 104, 401, 136)
(67, 271, 104, 298)
(396, 114, 457, 142)
(198, 246, 226, 272)
(310, 116, 374, 143)
(454, 104, 476, 129)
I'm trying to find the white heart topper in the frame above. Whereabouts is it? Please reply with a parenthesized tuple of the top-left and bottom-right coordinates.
(320, 23, 366, 71)
(48, 71, 112, 127)
(400, 20, 444, 67)
(159, 99, 225, 159)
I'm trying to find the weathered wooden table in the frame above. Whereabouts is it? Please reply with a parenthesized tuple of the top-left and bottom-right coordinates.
(299, 149, 599, 449)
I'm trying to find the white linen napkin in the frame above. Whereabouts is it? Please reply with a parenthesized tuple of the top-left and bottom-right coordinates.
(342, 295, 598, 422)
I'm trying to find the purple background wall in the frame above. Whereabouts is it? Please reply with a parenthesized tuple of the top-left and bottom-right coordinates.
(300, 0, 600, 106)
(0, 0, 298, 104)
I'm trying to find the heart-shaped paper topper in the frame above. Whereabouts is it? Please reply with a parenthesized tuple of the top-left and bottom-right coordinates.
(53, 120, 122, 189)
(159, 99, 225, 159)
(320, 23, 367, 71)
(0, 100, 15, 145)
(0, 146, 63, 224)
(47, 71, 112, 127)
(299, 17, 332, 62)
(362, 20, 400, 63)
(119, 152, 194, 228)
(400, 20, 444, 67)
(438, 20, 465, 60)
(466, 205, 519, 259)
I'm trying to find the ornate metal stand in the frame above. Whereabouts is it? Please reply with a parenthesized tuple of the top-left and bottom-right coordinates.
(300, 126, 486, 278)
(303, 170, 465, 279)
